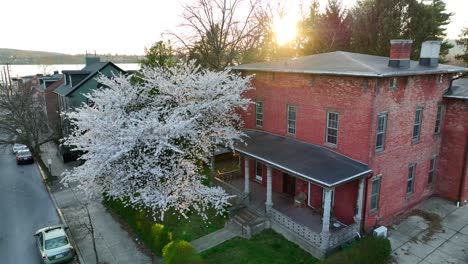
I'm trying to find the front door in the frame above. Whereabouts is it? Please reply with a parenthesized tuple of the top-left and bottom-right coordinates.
(283, 173, 296, 196)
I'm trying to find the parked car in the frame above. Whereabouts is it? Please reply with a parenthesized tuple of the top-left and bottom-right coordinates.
(16, 150, 34, 164)
(34, 225, 75, 264)
(12, 143, 28, 154)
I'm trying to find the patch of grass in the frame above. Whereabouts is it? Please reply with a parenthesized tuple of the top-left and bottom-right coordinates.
(321, 236, 391, 264)
(103, 196, 227, 256)
(201, 229, 318, 264)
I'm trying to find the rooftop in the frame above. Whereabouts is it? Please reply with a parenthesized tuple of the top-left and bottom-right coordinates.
(234, 130, 370, 187)
(444, 78, 468, 99)
(230, 51, 468, 77)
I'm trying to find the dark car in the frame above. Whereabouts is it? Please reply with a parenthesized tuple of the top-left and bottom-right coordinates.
(16, 149, 34, 165)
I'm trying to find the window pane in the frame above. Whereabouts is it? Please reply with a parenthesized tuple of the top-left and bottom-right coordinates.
(327, 135, 337, 144)
(371, 196, 378, 210)
(413, 125, 420, 140)
(376, 134, 383, 149)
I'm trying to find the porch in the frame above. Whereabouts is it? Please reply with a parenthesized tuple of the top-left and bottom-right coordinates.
(216, 129, 371, 256)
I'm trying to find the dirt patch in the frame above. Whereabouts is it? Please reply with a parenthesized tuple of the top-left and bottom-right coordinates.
(408, 209, 442, 242)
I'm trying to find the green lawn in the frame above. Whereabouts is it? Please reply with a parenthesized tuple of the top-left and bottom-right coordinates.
(201, 229, 319, 264)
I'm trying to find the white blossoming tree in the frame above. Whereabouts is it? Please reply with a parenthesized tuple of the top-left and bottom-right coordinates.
(62, 62, 252, 219)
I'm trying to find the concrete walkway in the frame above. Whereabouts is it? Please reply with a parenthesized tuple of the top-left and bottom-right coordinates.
(388, 197, 468, 264)
(191, 224, 240, 253)
(41, 142, 153, 264)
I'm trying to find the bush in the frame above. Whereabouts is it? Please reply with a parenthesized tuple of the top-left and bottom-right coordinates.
(163, 240, 204, 264)
(150, 224, 173, 256)
(321, 236, 391, 264)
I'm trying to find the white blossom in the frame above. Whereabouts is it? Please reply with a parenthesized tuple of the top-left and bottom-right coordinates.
(62, 62, 252, 220)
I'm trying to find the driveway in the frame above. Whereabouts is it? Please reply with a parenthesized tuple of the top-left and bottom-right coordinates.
(388, 198, 468, 264)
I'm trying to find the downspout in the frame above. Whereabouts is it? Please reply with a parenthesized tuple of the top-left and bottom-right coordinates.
(457, 135, 468, 206)
(361, 173, 370, 232)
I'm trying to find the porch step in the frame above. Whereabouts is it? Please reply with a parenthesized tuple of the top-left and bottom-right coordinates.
(231, 208, 269, 238)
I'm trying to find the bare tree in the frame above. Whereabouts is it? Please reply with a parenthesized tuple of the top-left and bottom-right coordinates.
(169, 0, 272, 70)
(0, 80, 58, 180)
(80, 203, 100, 264)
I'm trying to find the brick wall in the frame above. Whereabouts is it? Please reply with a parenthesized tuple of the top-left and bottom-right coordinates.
(437, 99, 468, 203)
(364, 75, 449, 229)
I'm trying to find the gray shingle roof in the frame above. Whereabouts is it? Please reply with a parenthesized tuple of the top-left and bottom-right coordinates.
(230, 51, 468, 77)
(444, 78, 468, 99)
(234, 130, 371, 187)
(54, 83, 71, 96)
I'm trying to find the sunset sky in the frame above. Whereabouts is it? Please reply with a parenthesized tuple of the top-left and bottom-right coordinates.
(1, 0, 467, 55)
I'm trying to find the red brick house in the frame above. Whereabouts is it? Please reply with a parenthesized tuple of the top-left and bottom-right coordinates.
(224, 40, 468, 256)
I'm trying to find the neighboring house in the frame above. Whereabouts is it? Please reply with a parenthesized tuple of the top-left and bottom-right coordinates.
(44, 78, 64, 130)
(228, 40, 468, 257)
(438, 78, 468, 205)
(54, 56, 125, 161)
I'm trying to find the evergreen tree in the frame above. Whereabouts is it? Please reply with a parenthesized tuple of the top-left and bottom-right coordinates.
(455, 28, 468, 65)
(140, 41, 176, 69)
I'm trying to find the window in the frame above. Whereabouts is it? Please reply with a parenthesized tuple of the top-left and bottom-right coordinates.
(256, 101, 263, 127)
(287, 105, 297, 135)
(412, 107, 423, 142)
(407, 164, 416, 194)
(375, 113, 388, 151)
(389, 77, 397, 90)
(255, 161, 263, 182)
(326, 112, 339, 145)
(438, 74, 444, 84)
(428, 157, 437, 185)
(370, 177, 381, 211)
(434, 105, 444, 134)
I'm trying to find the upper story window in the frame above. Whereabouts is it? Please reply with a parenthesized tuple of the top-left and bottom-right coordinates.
(287, 105, 297, 135)
(370, 176, 382, 211)
(412, 107, 423, 142)
(434, 105, 444, 134)
(375, 112, 388, 152)
(428, 156, 437, 185)
(256, 101, 263, 127)
(389, 77, 398, 90)
(326, 111, 339, 145)
(407, 163, 416, 194)
(438, 74, 444, 84)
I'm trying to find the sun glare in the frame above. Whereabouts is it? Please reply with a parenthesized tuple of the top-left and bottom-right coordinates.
(274, 14, 298, 46)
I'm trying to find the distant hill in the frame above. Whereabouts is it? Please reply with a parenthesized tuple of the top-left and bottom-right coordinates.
(0, 48, 143, 65)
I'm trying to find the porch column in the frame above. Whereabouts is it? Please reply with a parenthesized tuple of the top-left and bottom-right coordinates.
(321, 187, 333, 251)
(265, 165, 273, 211)
(354, 177, 365, 224)
(244, 157, 250, 194)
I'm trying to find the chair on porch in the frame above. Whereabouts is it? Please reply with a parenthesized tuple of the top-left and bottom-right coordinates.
(293, 192, 307, 207)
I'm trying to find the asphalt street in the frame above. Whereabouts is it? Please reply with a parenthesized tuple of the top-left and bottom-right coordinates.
(0, 145, 60, 264)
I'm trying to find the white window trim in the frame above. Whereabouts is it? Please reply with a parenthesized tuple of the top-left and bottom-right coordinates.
(389, 77, 397, 90)
(326, 111, 339, 145)
(428, 156, 437, 185)
(370, 176, 382, 212)
(256, 100, 263, 127)
(412, 107, 424, 142)
(434, 105, 444, 134)
(287, 105, 297, 135)
(375, 112, 388, 151)
(407, 163, 416, 194)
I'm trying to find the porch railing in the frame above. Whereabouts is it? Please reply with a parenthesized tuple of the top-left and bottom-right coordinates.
(328, 223, 359, 248)
(269, 208, 322, 248)
(216, 169, 242, 183)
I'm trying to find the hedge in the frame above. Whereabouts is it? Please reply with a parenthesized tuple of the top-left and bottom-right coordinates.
(321, 236, 391, 264)
(163, 240, 204, 264)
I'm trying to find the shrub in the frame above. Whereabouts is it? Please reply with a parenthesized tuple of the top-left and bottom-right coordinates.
(163, 240, 204, 264)
(150, 224, 173, 256)
(321, 236, 391, 264)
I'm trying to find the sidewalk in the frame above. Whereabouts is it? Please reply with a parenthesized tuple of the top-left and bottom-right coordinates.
(40, 142, 153, 264)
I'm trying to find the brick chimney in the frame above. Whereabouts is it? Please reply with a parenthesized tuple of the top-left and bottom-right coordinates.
(419, 41, 441, 67)
(388, 39, 413, 69)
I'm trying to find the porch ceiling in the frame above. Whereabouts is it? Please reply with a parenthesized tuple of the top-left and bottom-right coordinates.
(234, 130, 371, 187)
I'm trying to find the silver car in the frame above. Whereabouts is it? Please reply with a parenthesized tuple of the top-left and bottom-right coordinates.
(12, 143, 28, 154)
(34, 225, 75, 264)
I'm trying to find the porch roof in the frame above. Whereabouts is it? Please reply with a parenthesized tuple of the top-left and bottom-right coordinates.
(234, 130, 371, 187)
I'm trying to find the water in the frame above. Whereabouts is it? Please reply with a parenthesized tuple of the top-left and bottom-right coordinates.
(0, 63, 141, 78)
